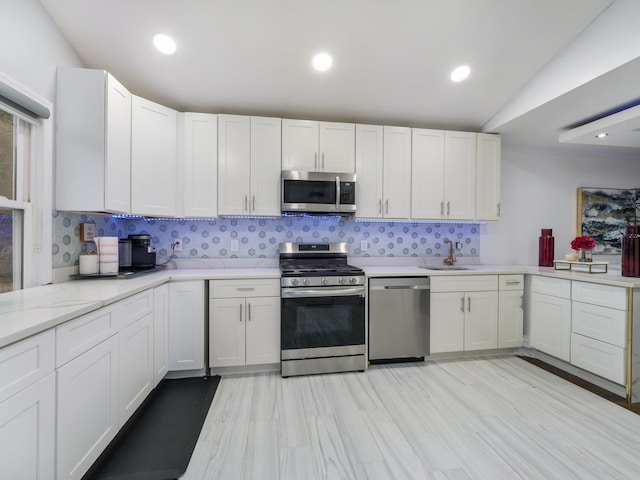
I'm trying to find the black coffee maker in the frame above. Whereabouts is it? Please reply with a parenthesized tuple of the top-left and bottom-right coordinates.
(128, 234, 157, 267)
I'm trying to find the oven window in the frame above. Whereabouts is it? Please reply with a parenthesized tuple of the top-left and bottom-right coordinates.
(283, 180, 336, 205)
(281, 295, 365, 350)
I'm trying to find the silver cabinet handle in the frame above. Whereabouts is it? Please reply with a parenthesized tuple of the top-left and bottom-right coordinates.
(248, 303, 251, 321)
(460, 297, 465, 312)
(447, 201, 450, 216)
(322, 152, 325, 170)
(314, 152, 318, 170)
(236, 287, 255, 291)
(385, 199, 389, 214)
(467, 296, 471, 312)
(440, 201, 444, 216)
(378, 199, 382, 214)
(336, 176, 341, 209)
(506, 280, 521, 285)
(497, 202, 501, 217)
(252, 195, 256, 211)
(244, 195, 248, 211)
(239, 303, 243, 322)
(520, 295, 524, 310)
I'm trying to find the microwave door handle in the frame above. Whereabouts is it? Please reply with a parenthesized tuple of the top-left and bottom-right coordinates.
(336, 176, 340, 209)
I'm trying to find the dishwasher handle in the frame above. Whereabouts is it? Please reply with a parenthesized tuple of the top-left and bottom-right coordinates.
(370, 284, 430, 291)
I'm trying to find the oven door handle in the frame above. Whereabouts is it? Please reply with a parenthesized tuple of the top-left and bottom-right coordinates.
(281, 286, 365, 298)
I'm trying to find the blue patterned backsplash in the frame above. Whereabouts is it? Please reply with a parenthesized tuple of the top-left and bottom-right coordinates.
(52, 211, 481, 268)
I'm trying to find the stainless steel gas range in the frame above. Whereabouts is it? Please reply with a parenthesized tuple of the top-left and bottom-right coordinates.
(279, 242, 367, 377)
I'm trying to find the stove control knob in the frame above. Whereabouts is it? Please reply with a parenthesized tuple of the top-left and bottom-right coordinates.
(291, 278, 299, 286)
(303, 278, 311, 286)
(321, 278, 328, 285)
(349, 277, 358, 285)
(339, 277, 346, 285)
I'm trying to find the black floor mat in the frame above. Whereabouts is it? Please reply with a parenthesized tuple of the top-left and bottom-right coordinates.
(86, 376, 220, 480)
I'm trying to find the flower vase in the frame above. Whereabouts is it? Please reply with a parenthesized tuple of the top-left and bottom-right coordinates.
(577, 248, 592, 262)
(622, 225, 640, 277)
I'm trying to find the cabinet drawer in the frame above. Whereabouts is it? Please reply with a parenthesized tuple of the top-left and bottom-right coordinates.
(56, 307, 116, 367)
(570, 333, 625, 385)
(572, 301, 626, 347)
(430, 275, 497, 293)
(499, 274, 524, 291)
(112, 289, 154, 330)
(572, 281, 626, 310)
(209, 279, 280, 298)
(530, 275, 570, 298)
(0, 330, 55, 403)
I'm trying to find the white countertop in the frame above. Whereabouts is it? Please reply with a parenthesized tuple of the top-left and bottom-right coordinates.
(2, 263, 640, 349)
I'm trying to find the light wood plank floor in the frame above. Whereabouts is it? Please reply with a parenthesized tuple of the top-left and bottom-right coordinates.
(181, 356, 640, 479)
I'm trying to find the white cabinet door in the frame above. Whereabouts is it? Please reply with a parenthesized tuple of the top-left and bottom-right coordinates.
(411, 128, 445, 219)
(355, 124, 384, 219)
(57, 335, 119, 480)
(464, 291, 498, 351)
(209, 298, 246, 368)
(131, 95, 178, 216)
(530, 292, 571, 362)
(570, 333, 625, 385)
(444, 131, 476, 220)
(56, 68, 132, 214)
(282, 119, 319, 171)
(430, 292, 465, 353)
(319, 121, 355, 173)
(382, 126, 412, 219)
(250, 116, 281, 216)
(168, 281, 205, 371)
(119, 312, 154, 425)
(498, 289, 524, 348)
(245, 297, 281, 365)
(153, 284, 169, 387)
(476, 133, 501, 221)
(0, 373, 55, 480)
(218, 114, 251, 215)
(179, 113, 218, 218)
(105, 74, 132, 213)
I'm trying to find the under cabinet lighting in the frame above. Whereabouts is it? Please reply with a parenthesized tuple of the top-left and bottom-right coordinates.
(153, 34, 177, 55)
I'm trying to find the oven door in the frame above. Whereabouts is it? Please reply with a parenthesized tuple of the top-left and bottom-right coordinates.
(281, 286, 365, 359)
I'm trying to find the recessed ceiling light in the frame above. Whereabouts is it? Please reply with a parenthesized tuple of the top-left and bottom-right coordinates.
(450, 65, 471, 82)
(312, 53, 332, 72)
(153, 34, 177, 55)
(595, 132, 609, 138)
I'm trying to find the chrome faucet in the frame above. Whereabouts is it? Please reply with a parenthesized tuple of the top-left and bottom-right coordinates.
(444, 238, 456, 265)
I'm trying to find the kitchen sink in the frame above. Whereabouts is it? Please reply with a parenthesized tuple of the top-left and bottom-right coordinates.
(420, 266, 472, 271)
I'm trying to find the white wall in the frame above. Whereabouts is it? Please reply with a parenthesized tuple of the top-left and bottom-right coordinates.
(0, 0, 83, 102)
(481, 144, 640, 265)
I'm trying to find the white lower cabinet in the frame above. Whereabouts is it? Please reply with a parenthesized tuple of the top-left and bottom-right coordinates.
(153, 284, 170, 387)
(570, 333, 625, 384)
(0, 330, 56, 480)
(430, 275, 498, 353)
(57, 334, 119, 480)
(529, 276, 571, 362)
(209, 279, 280, 369)
(498, 275, 524, 348)
(168, 281, 205, 372)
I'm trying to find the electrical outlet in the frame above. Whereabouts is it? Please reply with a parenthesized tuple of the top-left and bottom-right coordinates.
(173, 240, 182, 251)
(361, 240, 368, 251)
(231, 239, 239, 252)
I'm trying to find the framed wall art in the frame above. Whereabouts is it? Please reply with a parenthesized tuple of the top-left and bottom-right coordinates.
(577, 187, 640, 254)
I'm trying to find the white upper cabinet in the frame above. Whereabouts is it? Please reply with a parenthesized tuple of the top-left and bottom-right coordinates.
(218, 115, 281, 216)
(131, 95, 178, 217)
(382, 126, 412, 219)
(411, 129, 445, 219)
(178, 113, 218, 218)
(56, 68, 132, 214)
(476, 133, 501, 221)
(355, 124, 384, 218)
(282, 119, 355, 172)
(411, 129, 476, 220)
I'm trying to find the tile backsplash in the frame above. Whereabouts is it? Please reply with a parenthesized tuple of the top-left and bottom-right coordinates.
(52, 211, 480, 268)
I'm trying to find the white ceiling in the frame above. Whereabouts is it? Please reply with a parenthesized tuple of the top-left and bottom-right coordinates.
(40, 0, 632, 150)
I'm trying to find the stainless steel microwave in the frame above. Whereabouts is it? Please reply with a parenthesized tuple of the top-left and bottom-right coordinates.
(281, 171, 356, 214)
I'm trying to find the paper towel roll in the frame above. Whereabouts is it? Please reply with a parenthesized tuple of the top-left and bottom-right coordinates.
(79, 254, 99, 275)
(99, 261, 119, 275)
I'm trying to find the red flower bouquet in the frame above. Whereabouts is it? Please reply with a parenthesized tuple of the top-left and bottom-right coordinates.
(570, 235, 597, 251)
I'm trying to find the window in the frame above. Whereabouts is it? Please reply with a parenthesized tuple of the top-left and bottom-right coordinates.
(0, 72, 53, 293)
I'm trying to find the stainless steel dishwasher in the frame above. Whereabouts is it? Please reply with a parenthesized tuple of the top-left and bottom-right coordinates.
(368, 277, 430, 363)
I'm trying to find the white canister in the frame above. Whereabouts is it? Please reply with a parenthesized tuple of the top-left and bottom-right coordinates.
(79, 254, 99, 275)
